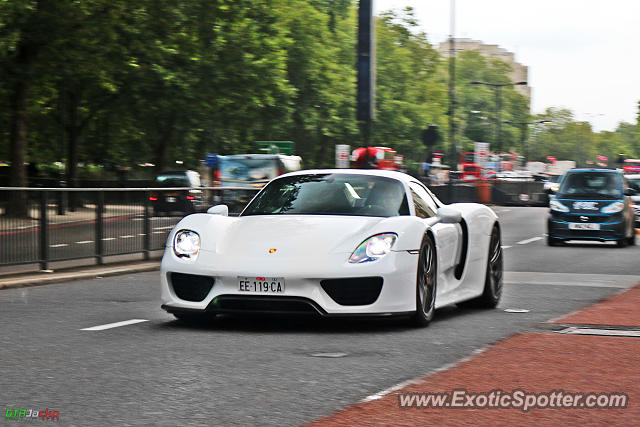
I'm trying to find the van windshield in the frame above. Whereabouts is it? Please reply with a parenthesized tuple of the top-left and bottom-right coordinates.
(558, 171, 622, 199)
(220, 158, 278, 182)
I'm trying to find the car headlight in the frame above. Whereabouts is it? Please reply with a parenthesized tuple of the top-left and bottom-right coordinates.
(349, 233, 397, 263)
(601, 202, 624, 214)
(173, 230, 200, 259)
(549, 200, 569, 212)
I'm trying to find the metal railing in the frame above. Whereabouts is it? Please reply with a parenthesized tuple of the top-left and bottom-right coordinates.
(1, 180, 548, 272)
(0, 187, 260, 271)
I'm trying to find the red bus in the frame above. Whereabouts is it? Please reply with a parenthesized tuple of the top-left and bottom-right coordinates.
(460, 152, 481, 181)
(351, 146, 400, 170)
(623, 159, 640, 174)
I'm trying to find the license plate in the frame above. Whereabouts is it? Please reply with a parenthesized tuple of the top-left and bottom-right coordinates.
(166, 197, 176, 203)
(569, 223, 600, 230)
(238, 277, 285, 293)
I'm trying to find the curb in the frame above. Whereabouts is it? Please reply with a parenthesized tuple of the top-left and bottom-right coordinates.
(0, 262, 161, 290)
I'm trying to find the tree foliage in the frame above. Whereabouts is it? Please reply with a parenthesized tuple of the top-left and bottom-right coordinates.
(1, 0, 638, 202)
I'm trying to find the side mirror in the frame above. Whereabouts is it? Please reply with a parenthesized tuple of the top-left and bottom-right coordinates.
(207, 204, 229, 216)
(437, 206, 462, 224)
(624, 188, 637, 196)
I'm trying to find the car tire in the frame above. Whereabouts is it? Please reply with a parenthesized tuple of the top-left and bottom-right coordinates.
(458, 224, 503, 309)
(410, 234, 437, 327)
(617, 237, 628, 248)
(629, 231, 636, 246)
(547, 235, 562, 246)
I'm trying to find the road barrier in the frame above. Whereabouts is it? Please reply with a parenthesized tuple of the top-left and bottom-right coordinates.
(0, 187, 259, 271)
(430, 180, 548, 206)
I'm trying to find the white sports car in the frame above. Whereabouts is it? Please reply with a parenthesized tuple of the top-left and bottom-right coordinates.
(160, 169, 503, 326)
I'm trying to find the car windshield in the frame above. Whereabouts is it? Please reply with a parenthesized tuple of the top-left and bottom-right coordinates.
(241, 174, 410, 217)
(155, 173, 190, 187)
(220, 158, 278, 182)
(558, 171, 622, 199)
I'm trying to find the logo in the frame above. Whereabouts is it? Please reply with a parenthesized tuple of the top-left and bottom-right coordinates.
(580, 216, 589, 222)
(573, 201, 598, 210)
(268, 248, 277, 254)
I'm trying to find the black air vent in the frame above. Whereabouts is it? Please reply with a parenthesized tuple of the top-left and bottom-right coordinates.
(320, 277, 383, 306)
(170, 273, 215, 302)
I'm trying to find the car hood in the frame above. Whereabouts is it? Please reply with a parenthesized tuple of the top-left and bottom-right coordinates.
(202, 215, 390, 256)
(218, 215, 385, 256)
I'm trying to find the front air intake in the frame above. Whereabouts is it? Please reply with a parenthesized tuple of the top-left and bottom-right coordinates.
(170, 273, 215, 302)
(320, 277, 383, 306)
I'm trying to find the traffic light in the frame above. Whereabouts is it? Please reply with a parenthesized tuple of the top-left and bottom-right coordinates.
(421, 125, 441, 147)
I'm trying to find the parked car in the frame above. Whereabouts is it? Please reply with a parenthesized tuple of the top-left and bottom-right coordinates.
(150, 170, 207, 216)
(547, 169, 636, 246)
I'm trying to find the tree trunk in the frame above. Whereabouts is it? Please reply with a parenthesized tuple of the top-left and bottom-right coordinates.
(65, 90, 81, 211)
(6, 43, 39, 217)
(155, 110, 178, 173)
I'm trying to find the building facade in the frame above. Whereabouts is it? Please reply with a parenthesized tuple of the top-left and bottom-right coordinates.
(437, 38, 531, 101)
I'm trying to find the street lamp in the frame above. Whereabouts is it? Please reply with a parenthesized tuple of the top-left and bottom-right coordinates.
(502, 119, 551, 162)
(469, 81, 528, 152)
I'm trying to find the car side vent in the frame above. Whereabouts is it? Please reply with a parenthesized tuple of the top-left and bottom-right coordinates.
(170, 273, 215, 302)
(320, 277, 383, 306)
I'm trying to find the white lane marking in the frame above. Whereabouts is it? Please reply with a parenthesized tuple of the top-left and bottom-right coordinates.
(556, 327, 640, 338)
(153, 225, 176, 231)
(81, 319, 149, 331)
(501, 245, 512, 250)
(361, 347, 489, 402)
(153, 230, 167, 234)
(517, 236, 543, 245)
(49, 244, 68, 248)
(76, 240, 93, 244)
(120, 235, 135, 239)
(101, 237, 116, 241)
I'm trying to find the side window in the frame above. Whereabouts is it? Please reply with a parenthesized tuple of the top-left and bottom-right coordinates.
(409, 182, 438, 218)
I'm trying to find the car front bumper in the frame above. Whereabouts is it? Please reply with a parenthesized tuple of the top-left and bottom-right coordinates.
(548, 213, 626, 241)
(160, 247, 419, 316)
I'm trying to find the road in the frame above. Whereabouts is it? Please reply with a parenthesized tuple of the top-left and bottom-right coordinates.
(1, 207, 638, 426)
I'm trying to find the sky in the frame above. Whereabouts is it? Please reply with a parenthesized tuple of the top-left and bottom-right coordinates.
(374, 0, 640, 132)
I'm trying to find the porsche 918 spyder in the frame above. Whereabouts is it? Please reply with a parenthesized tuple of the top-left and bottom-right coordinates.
(160, 169, 503, 326)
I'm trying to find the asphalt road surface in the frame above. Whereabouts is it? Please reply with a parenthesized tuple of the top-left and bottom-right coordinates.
(1, 207, 638, 426)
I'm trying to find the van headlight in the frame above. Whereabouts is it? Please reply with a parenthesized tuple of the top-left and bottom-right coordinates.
(173, 230, 200, 259)
(549, 200, 569, 212)
(601, 202, 624, 214)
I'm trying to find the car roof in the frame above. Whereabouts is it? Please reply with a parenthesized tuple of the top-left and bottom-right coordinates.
(279, 168, 416, 183)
